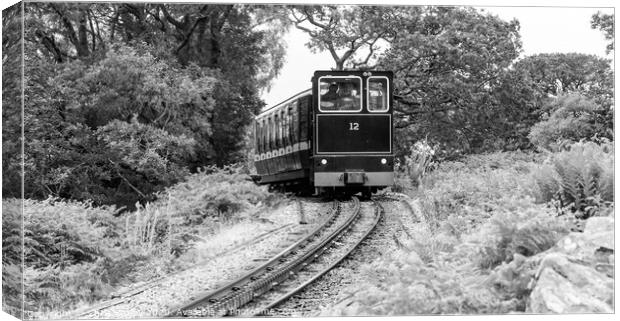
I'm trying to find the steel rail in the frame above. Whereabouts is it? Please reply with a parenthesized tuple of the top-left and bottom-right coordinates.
(222, 197, 362, 317)
(253, 200, 384, 316)
(167, 199, 343, 317)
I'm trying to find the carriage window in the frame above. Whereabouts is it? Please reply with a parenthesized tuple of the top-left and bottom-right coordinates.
(287, 106, 294, 144)
(275, 113, 280, 148)
(368, 77, 389, 112)
(282, 109, 289, 146)
(268, 117, 273, 151)
(256, 121, 261, 153)
(289, 101, 298, 144)
(260, 120, 266, 153)
(318, 77, 362, 112)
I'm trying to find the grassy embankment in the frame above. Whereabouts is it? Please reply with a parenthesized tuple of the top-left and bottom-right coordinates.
(328, 141, 613, 315)
(2, 165, 285, 316)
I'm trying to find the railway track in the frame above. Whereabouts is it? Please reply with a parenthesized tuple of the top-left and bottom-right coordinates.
(167, 197, 383, 318)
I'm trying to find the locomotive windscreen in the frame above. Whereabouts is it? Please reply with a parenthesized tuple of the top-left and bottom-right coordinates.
(316, 114, 391, 154)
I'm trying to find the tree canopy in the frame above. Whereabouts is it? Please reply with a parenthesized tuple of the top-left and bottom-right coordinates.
(591, 12, 614, 54)
(4, 3, 288, 208)
(378, 7, 524, 155)
(2, 4, 615, 206)
(292, 6, 613, 157)
(288, 5, 398, 70)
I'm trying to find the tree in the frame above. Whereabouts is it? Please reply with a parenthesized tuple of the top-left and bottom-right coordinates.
(22, 45, 209, 208)
(512, 53, 613, 100)
(288, 5, 398, 70)
(288, 6, 526, 155)
(11, 3, 288, 207)
(378, 7, 522, 155)
(111, 3, 286, 165)
(591, 12, 614, 54)
(2, 3, 24, 198)
(513, 53, 614, 136)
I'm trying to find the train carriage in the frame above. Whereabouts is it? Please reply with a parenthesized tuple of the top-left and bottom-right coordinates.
(252, 70, 394, 197)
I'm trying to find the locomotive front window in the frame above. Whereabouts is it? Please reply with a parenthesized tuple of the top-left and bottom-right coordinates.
(318, 77, 362, 112)
(367, 77, 389, 112)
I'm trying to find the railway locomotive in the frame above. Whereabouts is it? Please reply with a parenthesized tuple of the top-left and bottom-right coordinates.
(251, 70, 394, 197)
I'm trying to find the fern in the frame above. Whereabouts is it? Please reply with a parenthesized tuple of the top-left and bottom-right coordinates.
(533, 141, 613, 217)
(599, 165, 614, 202)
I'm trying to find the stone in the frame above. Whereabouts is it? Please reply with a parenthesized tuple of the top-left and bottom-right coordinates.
(528, 267, 613, 313)
(584, 216, 614, 235)
(583, 216, 614, 251)
(554, 216, 614, 263)
(534, 253, 613, 304)
(526, 216, 614, 313)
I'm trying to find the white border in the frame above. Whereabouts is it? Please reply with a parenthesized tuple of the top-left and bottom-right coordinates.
(317, 76, 363, 113)
(366, 76, 390, 113)
(315, 114, 392, 155)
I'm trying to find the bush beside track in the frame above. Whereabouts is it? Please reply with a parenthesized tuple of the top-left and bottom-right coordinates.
(324, 142, 613, 315)
(2, 165, 286, 317)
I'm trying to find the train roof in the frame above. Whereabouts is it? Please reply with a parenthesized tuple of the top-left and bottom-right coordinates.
(258, 88, 312, 117)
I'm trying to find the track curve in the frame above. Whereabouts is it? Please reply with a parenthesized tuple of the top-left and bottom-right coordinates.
(166, 197, 383, 318)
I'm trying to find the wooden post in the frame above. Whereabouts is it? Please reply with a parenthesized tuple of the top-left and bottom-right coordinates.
(298, 198, 307, 224)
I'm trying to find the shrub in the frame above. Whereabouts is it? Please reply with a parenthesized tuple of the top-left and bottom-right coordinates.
(24, 261, 113, 313)
(19, 45, 221, 209)
(2, 199, 23, 314)
(329, 248, 518, 315)
(115, 163, 285, 263)
(414, 151, 541, 234)
(529, 94, 610, 151)
(532, 141, 614, 217)
(0, 198, 123, 312)
(403, 138, 437, 188)
(470, 200, 569, 269)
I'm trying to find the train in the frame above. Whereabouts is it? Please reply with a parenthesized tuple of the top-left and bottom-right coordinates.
(251, 70, 394, 198)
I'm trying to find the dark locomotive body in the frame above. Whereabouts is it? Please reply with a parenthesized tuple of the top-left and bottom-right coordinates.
(252, 70, 394, 196)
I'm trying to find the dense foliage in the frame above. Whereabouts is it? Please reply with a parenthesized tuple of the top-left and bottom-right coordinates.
(3, 3, 286, 208)
(291, 6, 614, 159)
(529, 94, 611, 150)
(2, 3, 23, 201)
(382, 8, 525, 156)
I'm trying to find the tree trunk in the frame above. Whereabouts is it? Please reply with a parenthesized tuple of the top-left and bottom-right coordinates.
(76, 10, 90, 57)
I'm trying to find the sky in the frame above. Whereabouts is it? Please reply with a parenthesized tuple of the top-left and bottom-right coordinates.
(261, 3, 615, 107)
